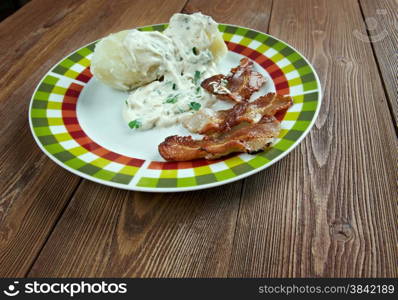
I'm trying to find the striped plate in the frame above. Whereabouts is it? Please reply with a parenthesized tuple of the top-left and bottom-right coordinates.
(29, 24, 322, 192)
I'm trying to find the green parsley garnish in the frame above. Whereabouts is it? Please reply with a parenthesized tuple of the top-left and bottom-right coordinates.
(165, 95, 178, 104)
(196, 86, 201, 94)
(193, 70, 201, 85)
(128, 120, 141, 129)
(125, 100, 128, 105)
(189, 102, 201, 111)
(172, 83, 177, 90)
(192, 47, 198, 55)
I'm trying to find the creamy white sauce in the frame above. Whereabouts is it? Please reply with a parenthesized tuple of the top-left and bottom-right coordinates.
(122, 13, 227, 130)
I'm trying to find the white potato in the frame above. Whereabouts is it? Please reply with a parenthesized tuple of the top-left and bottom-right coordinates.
(91, 30, 175, 91)
(91, 30, 138, 91)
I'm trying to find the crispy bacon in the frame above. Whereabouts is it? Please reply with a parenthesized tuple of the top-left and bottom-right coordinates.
(201, 58, 266, 103)
(158, 57, 294, 162)
(183, 93, 293, 135)
(158, 117, 281, 161)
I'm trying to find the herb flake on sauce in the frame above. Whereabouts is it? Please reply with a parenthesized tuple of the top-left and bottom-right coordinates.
(189, 102, 201, 111)
(128, 120, 141, 129)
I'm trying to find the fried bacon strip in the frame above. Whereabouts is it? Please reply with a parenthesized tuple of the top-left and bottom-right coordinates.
(158, 57, 293, 162)
(159, 117, 281, 161)
(183, 93, 293, 135)
(201, 58, 266, 103)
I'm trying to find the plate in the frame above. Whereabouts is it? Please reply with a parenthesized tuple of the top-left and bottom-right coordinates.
(29, 24, 322, 192)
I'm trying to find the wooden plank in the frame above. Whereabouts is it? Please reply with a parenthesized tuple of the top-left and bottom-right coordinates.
(228, 0, 398, 277)
(0, 0, 83, 77)
(359, 0, 398, 124)
(29, 182, 243, 277)
(28, 0, 274, 277)
(0, 0, 188, 277)
(0, 0, 89, 278)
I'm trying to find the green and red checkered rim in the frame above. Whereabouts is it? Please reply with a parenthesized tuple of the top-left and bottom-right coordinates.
(29, 24, 321, 192)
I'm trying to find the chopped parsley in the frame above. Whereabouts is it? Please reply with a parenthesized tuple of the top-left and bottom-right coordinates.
(165, 95, 178, 104)
(189, 101, 201, 111)
(172, 83, 177, 90)
(195, 86, 201, 94)
(128, 120, 141, 129)
(193, 70, 201, 85)
(125, 100, 128, 105)
(192, 47, 198, 55)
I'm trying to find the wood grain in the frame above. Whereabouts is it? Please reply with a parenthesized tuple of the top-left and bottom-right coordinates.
(27, 0, 274, 277)
(0, 0, 83, 77)
(0, 0, 188, 277)
(359, 0, 398, 124)
(227, 0, 398, 277)
(29, 182, 243, 277)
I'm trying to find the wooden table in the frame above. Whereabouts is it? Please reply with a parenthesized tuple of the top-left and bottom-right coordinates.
(0, 0, 397, 278)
